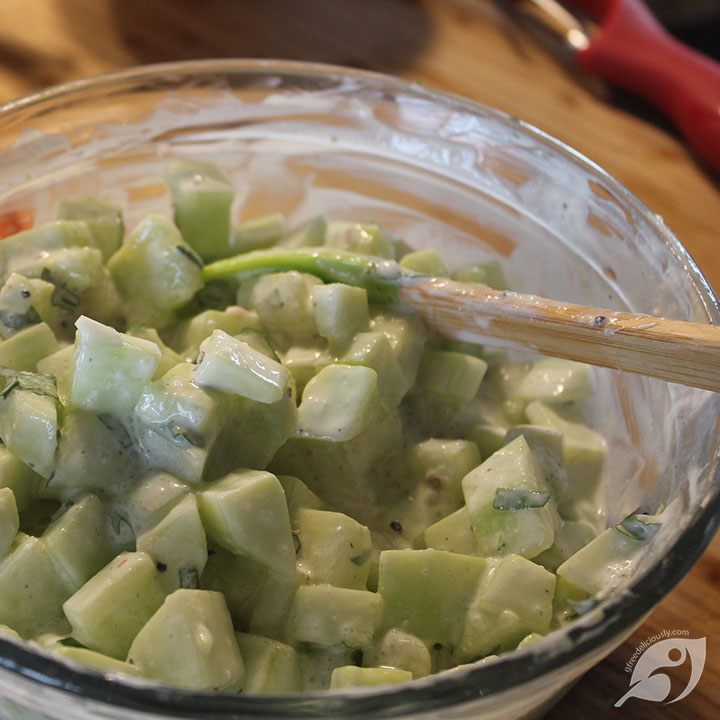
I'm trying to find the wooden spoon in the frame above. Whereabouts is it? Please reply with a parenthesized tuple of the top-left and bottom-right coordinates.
(203, 247, 720, 392)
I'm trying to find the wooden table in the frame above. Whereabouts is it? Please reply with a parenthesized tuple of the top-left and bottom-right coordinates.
(0, 1, 718, 717)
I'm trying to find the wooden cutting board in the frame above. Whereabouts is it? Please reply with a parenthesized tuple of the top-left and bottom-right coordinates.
(0, 0, 717, 716)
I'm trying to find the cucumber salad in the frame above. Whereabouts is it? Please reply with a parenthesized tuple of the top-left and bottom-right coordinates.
(0, 160, 662, 693)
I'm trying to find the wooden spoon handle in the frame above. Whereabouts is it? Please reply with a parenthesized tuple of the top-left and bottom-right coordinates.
(400, 278, 720, 392)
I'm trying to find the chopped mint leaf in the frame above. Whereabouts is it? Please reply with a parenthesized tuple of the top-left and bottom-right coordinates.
(493, 488, 551, 511)
(176, 245, 204, 269)
(0, 368, 58, 400)
(0, 306, 40, 331)
(292, 531, 301, 554)
(41, 268, 80, 312)
(350, 550, 371, 566)
(615, 516, 661, 541)
(58, 637, 87, 649)
(179, 567, 199, 589)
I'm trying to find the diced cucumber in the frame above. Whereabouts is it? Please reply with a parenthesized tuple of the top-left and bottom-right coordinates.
(127, 589, 244, 691)
(194, 329, 290, 403)
(455, 554, 555, 661)
(0, 370, 58, 479)
(52, 645, 140, 677)
(136, 494, 207, 592)
(451, 260, 508, 290)
(126, 327, 183, 380)
(414, 351, 487, 406)
(108, 214, 204, 328)
(270, 410, 404, 521)
(399, 249, 447, 276)
(330, 665, 412, 689)
(378, 439, 480, 546)
(0, 322, 59, 371)
(124, 472, 189, 535)
(311, 284, 369, 350)
(294, 509, 372, 589)
(464, 423, 506, 460)
(251, 271, 322, 348)
(556, 515, 660, 598)
(233, 213, 287, 252)
(362, 628, 432, 679)
(172, 306, 261, 359)
(297, 364, 378, 442)
(0, 447, 41, 511)
(36, 345, 74, 404)
(0, 533, 72, 637)
(517, 632, 544, 650)
(341, 332, 408, 416)
(0, 488, 19, 560)
(199, 547, 268, 629)
(13, 248, 104, 299)
(75, 268, 125, 331)
(62, 551, 168, 659)
(534, 519, 597, 572)
(0, 273, 58, 339)
(277, 215, 327, 249)
(289, 585, 381, 648)
(42, 494, 113, 591)
(503, 425, 568, 498)
(234, 327, 279, 361)
(69, 316, 160, 417)
(325, 222, 396, 259)
(280, 345, 332, 396)
(198, 470, 295, 579)
(300, 644, 357, 691)
(235, 632, 301, 694)
(525, 401, 606, 520)
(248, 571, 299, 641)
(277, 475, 324, 518)
(461, 436, 558, 559)
(378, 549, 488, 648)
(56, 197, 124, 261)
(423, 507, 477, 556)
(513, 358, 593, 405)
(369, 310, 427, 388)
(164, 159, 234, 261)
(46, 411, 128, 499)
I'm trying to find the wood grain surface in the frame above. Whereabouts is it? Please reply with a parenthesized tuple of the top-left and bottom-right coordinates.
(0, 1, 718, 717)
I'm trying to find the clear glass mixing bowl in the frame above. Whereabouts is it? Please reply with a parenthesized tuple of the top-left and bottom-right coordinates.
(0, 60, 718, 720)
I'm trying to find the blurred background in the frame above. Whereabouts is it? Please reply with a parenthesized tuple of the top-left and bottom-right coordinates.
(0, 1, 719, 718)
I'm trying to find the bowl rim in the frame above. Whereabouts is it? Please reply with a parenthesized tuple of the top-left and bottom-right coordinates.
(0, 58, 719, 718)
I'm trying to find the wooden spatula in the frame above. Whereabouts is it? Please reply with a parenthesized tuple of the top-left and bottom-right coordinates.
(204, 247, 720, 392)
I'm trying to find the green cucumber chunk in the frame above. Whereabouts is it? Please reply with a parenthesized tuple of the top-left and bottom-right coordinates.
(330, 665, 412, 689)
(362, 628, 432, 679)
(235, 632, 301, 694)
(56, 197, 124, 261)
(0, 488, 19, 560)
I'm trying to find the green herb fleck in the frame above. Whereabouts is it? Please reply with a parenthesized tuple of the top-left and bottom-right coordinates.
(58, 637, 87, 649)
(350, 550, 371, 566)
(179, 567, 199, 589)
(493, 488, 551, 511)
(0, 368, 57, 401)
(615, 515, 661, 541)
(176, 245, 204, 269)
(292, 531, 301, 554)
(0, 306, 41, 331)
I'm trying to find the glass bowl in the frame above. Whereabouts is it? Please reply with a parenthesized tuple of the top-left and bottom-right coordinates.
(0, 59, 718, 720)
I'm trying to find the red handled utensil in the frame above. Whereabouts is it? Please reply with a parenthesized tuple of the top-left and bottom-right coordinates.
(510, 0, 720, 173)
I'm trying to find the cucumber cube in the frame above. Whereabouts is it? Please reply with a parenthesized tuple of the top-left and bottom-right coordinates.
(341, 332, 408, 415)
(504, 424, 568, 498)
(0, 534, 72, 637)
(415, 351, 487, 406)
(198, 470, 295, 578)
(125, 472, 189, 535)
(136, 494, 207, 592)
(330, 665, 412, 689)
(36, 345, 74, 404)
(465, 423, 507, 460)
(42, 494, 113, 591)
(294, 509, 372, 589)
(0, 371, 58, 479)
(370, 310, 427, 388)
(278, 215, 327, 249)
(423, 507, 477, 556)
(251, 271, 322, 347)
(325, 222, 396, 259)
(363, 628, 432, 679)
(127, 589, 244, 691)
(0, 488, 19, 560)
(534, 519, 596, 572)
(57, 197, 124, 261)
(69, 316, 160, 416)
(0, 447, 41, 511)
(0, 273, 58, 339)
(194, 329, 290, 403)
(232, 213, 287, 252)
(301, 644, 357, 691)
(108, 214, 204, 328)
(311, 283, 369, 349)
(164, 160, 235, 261)
(46, 411, 127, 499)
(280, 345, 332, 396)
(513, 358, 593, 405)
(53, 645, 139, 677)
(451, 260, 508, 290)
(399, 249, 448, 275)
(377, 549, 487, 648)
(277, 475, 324, 518)
(14, 247, 104, 298)
(172, 306, 261, 359)
(525, 401, 606, 520)
(63, 551, 168, 659)
(0, 322, 59, 371)
(235, 632, 301, 694)
(126, 327, 183, 380)
(462, 436, 558, 559)
(455, 554, 555, 661)
(289, 585, 381, 648)
(248, 571, 300, 641)
(297, 364, 378, 441)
